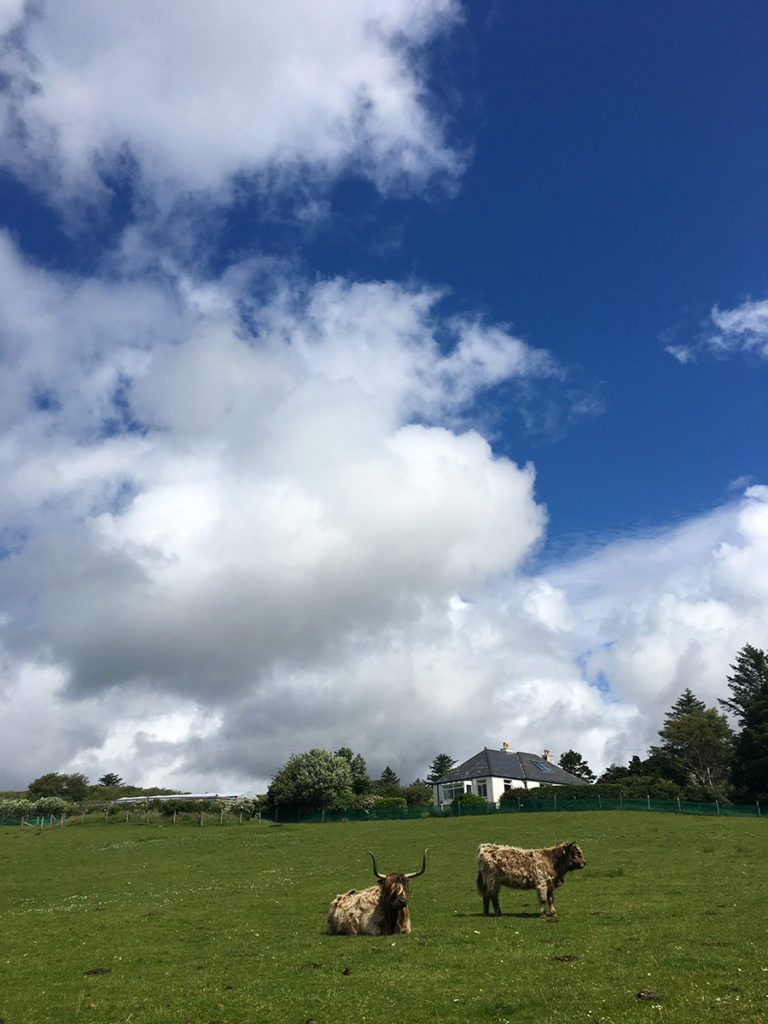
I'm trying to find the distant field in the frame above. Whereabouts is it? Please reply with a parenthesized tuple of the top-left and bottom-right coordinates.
(1, 811, 766, 1023)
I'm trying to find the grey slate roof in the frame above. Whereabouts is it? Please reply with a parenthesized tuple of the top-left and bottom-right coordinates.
(435, 748, 588, 787)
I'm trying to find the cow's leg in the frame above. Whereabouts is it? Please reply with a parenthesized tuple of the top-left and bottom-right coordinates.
(536, 884, 548, 918)
(547, 887, 557, 917)
(491, 887, 502, 916)
(481, 889, 491, 915)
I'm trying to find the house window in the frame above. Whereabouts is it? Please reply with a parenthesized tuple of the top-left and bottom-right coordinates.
(442, 782, 465, 802)
(476, 779, 488, 798)
(503, 779, 512, 791)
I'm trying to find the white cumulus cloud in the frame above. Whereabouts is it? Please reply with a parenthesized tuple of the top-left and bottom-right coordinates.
(0, 0, 462, 208)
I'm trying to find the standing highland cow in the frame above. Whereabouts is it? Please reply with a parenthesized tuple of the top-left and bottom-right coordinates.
(476, 841, 585, 918)
(326, 850, 427, 935)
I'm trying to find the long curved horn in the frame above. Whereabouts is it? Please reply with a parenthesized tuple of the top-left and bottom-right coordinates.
(368, 850, 386, 879)
(404, 849, 428, 879)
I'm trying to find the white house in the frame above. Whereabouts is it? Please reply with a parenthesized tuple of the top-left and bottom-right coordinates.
(432, 745, 588, 806)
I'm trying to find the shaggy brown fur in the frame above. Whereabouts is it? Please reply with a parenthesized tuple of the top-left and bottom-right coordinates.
(476, 841, 585, 918)
(325, 851, 427, 936)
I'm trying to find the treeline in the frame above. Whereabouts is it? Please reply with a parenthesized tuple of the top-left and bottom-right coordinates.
(0, 771, 187, 819)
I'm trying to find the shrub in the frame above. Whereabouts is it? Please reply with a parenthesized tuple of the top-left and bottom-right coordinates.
(229, 797, 260, 818)
(32, 796, 68, 816)
(503, 783, 618, 802)
(0, 799, 35, 819)
(450, 792, 488, 814)
(403, 781, 433, 807)
(0, 796, 69, 820)
(502, 778, 686, 802)
(375, 797, 408, 809)
(159, 799, 220, 816)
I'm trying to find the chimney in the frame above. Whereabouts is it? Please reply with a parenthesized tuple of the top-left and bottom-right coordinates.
(502, 742, 509, 751)
(543, 749, 554, 763)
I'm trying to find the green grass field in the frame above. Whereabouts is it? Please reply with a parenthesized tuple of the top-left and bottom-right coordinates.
(1, 810, 766, 1023)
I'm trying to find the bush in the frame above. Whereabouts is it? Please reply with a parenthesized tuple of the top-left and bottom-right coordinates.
(681, 783, 731, 804)
(502, 779, 686, 802)
(403, 781, 433, 807)
(229, 797, 260, 818)
(450, 792, 488, 814)
(33, 796, 68, 816)
(503, 784, 618, 802)
(0, 799, 35, 819)
(375, 797, 408, 809)
(159, 799, 220, 816)
(0, 796, 69, 820)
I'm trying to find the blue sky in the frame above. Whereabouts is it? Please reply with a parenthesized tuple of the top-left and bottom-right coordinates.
(0, 1, 766, 792)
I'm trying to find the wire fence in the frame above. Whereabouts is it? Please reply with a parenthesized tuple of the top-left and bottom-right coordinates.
(274, 794, 763, 824)
(1, 796, 763, 828)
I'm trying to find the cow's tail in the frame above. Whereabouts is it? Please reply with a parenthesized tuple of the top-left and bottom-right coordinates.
(476, 869, 488, 895)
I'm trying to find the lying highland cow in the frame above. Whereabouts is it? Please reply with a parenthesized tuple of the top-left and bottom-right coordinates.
(325, 850, 427, 935)
(476, 841, 585, 918)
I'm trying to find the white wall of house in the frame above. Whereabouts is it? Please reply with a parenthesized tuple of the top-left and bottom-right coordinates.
(487, 776, 534, 802)
(433, 775, 542, 806)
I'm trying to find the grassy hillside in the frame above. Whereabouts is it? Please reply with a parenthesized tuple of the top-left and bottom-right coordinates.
(1, 811, 765, 1023)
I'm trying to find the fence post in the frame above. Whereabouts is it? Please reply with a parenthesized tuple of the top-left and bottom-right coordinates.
(598, 795, 601, 810)
(677, 798, 681, 813)
(757, 801, 761, 818)
(60, 814, 65, 828)
(716, 801, 720, 815)
(646, 794, 650, 810)
(220, 808, 225, 825)
(173, 810, 177, 826)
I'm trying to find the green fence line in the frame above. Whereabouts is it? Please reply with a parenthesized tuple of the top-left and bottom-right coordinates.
(278, 795, 763, 824)
(1, 797, 763, 828)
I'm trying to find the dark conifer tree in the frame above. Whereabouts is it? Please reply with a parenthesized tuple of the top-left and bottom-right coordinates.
(719, 644, 768, 801)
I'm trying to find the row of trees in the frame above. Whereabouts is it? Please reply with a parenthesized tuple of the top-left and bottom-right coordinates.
(265, 747, 447, 815)
(25, 771, 126, 802)
(11, 772, 176, 810)
(558, 644, 768, 803)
